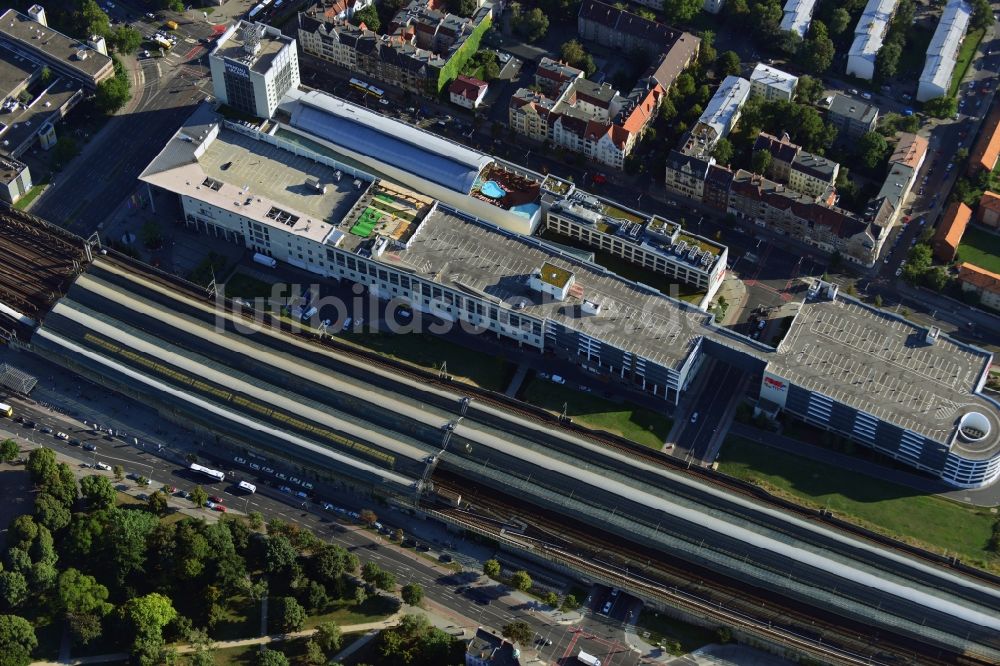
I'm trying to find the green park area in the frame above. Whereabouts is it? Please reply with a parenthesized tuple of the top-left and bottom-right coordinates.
(223, 271, 281, 300)
(958, 225, 1000, 273)
(716, 436, 1000, 572)
(519, 377, 672, 450)
(950, 28, 985, 97)
(342, 331, 515, 392)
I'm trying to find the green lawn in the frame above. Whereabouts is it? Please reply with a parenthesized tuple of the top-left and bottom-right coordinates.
(223, 271, 281, 300)
(341, 332, 514, 392)
(211, 595, 261, 641)
(717, 436, 1000, 571)
(538, 229, 706, 304)
(519, 377, 672, 449)
(950, 28, 985, 97)
(13, 183, 46, 211)
(957, 225, 1000, 273)
(636, 608, 717, 654)
(302, 595, 397, 630)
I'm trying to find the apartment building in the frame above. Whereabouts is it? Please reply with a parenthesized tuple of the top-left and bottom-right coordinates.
(544, 190, 728, 296)
(577, 0, 700, 59)
(847, 0, 899, 80)
(210, 22, 300, 120)
(749, 63, 798, 102)
(297, 0, 492, 95)
(752, 132, 801, 181)
(789, 152, 839, 198)
(932, 201, 972, 262)
(957, 263, 1000, 310)
(917, 0, 971, 102)
(826, 93, 879, 140)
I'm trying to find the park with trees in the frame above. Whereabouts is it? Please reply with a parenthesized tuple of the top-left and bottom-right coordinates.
(0, 447, 468, 665)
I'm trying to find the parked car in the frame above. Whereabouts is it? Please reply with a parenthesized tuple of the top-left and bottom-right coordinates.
(690, 412, 699, 423)
(213, 505, 227, 512)
(550, 374, 566, 385)
(209, 496, 224, 504)
(40, 426, 53, 434)
(55, 432, 68, 440)
(83, 443, 97, 451)
(95, 462, 112, 471)
(69, 438, 81, 446)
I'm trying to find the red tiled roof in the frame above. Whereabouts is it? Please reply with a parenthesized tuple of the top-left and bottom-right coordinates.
(969, 105, 1000, 175)
(449, 74, 486, 100)
(931, 201, 972, 262)
(957, 262, 1000, 295)
(979, 190, 1000, 213)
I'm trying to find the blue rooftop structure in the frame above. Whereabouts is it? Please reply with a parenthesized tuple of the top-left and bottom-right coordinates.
(290, 91, 491, 194)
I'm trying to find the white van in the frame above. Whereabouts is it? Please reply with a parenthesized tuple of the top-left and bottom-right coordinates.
(551, 374, 566, 384)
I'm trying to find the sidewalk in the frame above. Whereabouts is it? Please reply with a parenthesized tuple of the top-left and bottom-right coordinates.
(28, 615, 403, 666)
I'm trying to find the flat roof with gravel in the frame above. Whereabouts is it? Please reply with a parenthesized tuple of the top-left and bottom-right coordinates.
(775, 297, 1000, 456)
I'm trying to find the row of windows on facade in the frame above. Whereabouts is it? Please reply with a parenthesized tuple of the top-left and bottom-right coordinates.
(332, 250, 543, 336)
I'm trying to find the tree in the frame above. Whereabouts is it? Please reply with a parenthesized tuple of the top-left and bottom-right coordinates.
(0, 439, 18, 463)
(112, 465, 124, 481)
(512, 5, 549, 43)
(501, 620, 533, 646)
(663, 0, 704, 22)
(359, 509, 378, 527)
(874, 294, 883, 307)
(858, 131, 889, 169)
(140, 221, 164, 249)
(874, 41, 902, 82)
(801, 21, 835, 73)
(925, 266, 950, 291)
(674, 72, 696, 98)
(447, 0, 478, 16)
(796, 75, 825, 104)
(374, 570, 396, 592)
(659, 97, 678, 123)
(105, 507, 159, 583)
(560, 40, 596, 77)
(698, 31, 717, 69)
(351, 5, 381, 32)
(77, 0, 111, 39)
(120, 593, 176, 640)
(7, 517, 37, 550)
(712, 138, 734, 165)
(95, 73, 131, 115)
(56, 569, 112, 619)
(830, 7, 852, 36)
(0, 615, 36, 666)
(752, 149, 773, 175)
(111, 25, 142, 54)
(0, 572, 28, 609)
(27, 447, 57, 484)
(391, 528, 404, 542)
(190, 485, 208, 507)
(67, 612, 103, 645)
(147, 490, 168, 516)
(257, 648, 289, 666)
(304, 638, 325, 665)
(509, 570, 532, 592)
(35, 492, 71, 531)
(361, 561, 381, 585)
(483, 559, 501, 578)
(265, 535, 298, 573)
(315, 622, 343, 655)
(971, 0, 995, 30)
(750, 0, 783, 39)
(305, 580, 328, 612)
(543, 591, 559, 607)
(271, 596, 306, 633)
(561, 594, 580, 611)
(401, 583, 423, 606)
(79, 475, 116, 510)
(717, 51, 741, 77)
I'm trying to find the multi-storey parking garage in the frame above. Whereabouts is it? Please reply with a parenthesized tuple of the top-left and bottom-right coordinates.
(8, 246, 997, 665)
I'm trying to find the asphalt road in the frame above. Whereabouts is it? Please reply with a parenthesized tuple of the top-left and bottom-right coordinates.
(0, 395, 644, 665)
(673, 361, 746, 464)
(31, 10, 216, 233)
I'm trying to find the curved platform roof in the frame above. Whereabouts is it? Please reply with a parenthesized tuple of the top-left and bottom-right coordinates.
(290, 90, 492, 194)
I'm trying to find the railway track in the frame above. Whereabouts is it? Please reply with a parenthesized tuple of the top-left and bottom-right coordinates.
(429, 472, 994, 666)
(93, 249, 1000, 593)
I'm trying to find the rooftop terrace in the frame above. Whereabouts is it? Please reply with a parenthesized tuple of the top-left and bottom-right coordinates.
(776, 295, 1000, 454)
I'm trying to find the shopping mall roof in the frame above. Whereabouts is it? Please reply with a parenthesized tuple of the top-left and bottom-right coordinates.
(775, 294, 1000, 453)
(288, 90, 492, 194)
(139, 104, 366, 244)
(382, 206, 716, 370)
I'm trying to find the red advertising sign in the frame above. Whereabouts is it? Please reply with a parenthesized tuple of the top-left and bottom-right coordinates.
(763, 376, 786, 392)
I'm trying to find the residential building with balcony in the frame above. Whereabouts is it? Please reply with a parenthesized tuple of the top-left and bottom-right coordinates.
(789, 152, 839, 198)
(847, 0, 899, 80)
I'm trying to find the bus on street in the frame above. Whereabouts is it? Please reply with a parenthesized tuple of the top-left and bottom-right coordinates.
(189, 463, 225, 482)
